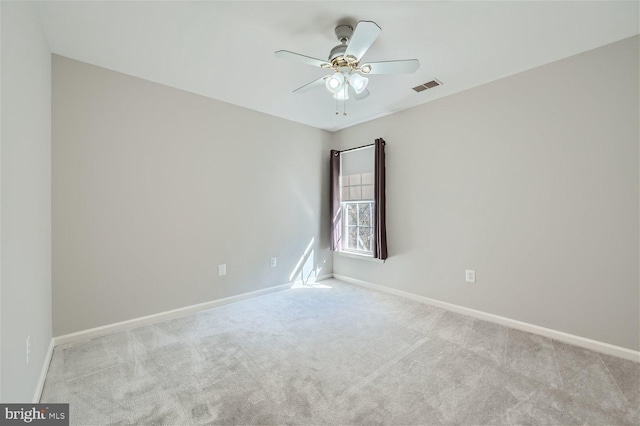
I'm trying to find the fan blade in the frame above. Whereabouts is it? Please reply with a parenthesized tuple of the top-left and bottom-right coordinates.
(361, 59, 420, 74)
(344, 21, 381, 61)
(349, 85, 370, 101)
(293, 76, 328, 93)
(275, 50, 330, 68)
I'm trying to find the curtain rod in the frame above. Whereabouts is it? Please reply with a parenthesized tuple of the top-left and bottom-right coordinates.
(336, 140, 384, 154)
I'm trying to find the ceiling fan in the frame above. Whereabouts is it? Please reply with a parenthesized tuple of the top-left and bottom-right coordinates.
(275, 21, 420, 105)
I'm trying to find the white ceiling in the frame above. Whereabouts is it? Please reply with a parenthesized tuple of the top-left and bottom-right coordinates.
(37, 1, 639, 132)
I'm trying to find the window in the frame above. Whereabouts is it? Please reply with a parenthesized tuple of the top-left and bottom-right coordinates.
(344, 201, 374, 253)
(338, 147, 375, 256)
(330, 138, 387, 260)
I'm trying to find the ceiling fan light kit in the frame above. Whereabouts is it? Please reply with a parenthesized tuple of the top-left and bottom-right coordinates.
(275, 20, 420, 115)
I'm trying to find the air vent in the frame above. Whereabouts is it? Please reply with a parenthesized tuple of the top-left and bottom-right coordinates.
(412, 79, 442, 92)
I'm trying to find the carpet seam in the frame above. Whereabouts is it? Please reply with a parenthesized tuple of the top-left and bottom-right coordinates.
(333, 335, 431, 406)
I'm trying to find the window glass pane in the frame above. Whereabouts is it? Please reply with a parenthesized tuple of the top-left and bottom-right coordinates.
(341, 148, 373, 178)
(361, 172, 374, 185)
(361, 184, 374, 200)
(349, 186, 362, 200)
(358, 203, 371, 226)
(347, 204, 358, 225)
(339, 146, 375, 255)
(358, 227, 372, 252)
(341, 187, 350, 200)
(347, 226, 358, 249)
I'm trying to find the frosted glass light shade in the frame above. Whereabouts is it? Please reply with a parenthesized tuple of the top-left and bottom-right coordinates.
(325, 72, 345, 94)
(333, 85, 349, 100)
(349, 73, 369, 94)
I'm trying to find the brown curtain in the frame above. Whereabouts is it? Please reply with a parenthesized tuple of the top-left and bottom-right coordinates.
(330, 150, 342, 251)
(374, 138, 388, 259)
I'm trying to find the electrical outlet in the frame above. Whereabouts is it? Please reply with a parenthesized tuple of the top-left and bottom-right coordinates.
(270, 257, 277, 268)
(218, 264, 226, 276)
(26, 335, 31, 365)
(465, 269, 476, 283)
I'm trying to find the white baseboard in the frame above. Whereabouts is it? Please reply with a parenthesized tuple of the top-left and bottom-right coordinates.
(333, 274, 639, 362)
(54, 276, 331, 348)
(32, 338, 54, 403)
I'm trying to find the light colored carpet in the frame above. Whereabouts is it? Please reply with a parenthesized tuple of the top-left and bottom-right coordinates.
(41, 279, 639, 425)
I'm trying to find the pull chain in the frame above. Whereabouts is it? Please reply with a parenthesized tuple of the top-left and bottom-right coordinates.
(343, 82, 348, 116)
(334, 81, 349, 116)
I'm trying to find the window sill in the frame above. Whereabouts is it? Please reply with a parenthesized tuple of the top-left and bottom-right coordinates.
(334, 251, 385, 263)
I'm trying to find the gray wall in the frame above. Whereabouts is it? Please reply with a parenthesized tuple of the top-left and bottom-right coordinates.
(46, 34, 640, 352)
(52, 56, 333, 336)
(1, 2, 53, 401)
(333, 36, 640, 351)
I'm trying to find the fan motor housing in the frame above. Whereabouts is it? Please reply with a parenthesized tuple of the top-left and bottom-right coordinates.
(329, 45, 347, 61)
(329, 25, 354, 61)
(334, 25, 353, 43)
